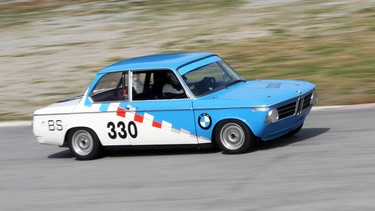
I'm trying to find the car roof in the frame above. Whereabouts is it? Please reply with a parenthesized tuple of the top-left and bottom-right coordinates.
(98, 52, 215, 73)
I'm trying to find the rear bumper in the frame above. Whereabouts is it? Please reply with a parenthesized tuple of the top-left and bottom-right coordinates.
(33, 116, 66, 146)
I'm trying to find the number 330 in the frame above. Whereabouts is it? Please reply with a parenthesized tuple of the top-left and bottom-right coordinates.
(107, 121, 138, 139)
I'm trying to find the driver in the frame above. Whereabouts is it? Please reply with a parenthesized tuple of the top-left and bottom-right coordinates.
(132, 74, 144, 94)
(162, 72, 185, 98)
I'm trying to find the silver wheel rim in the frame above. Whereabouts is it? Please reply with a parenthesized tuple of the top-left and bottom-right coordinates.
(220, 123, 245, 150)
(72, 130, 93, 156)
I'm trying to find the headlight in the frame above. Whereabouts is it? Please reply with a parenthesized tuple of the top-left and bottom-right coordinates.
(310, 91, 318, 106)
(266, 108, 279, 124)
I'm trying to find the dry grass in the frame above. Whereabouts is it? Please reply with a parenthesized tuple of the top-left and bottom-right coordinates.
(0, 0, 375, 120)
(0, 0, 93, 14)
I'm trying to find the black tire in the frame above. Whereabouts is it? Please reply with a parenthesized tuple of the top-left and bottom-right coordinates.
(68, 128, 102, 160)
(283, 124, 303, 138)
(214, 120, 254, 154)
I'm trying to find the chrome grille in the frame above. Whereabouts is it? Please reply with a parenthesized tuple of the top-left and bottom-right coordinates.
(296, 97, 304, 115)
(277, 92, 313, 120)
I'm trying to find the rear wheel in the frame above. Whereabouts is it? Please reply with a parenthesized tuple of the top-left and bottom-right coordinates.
(69, 128, 102, 160)
(215, 120, 254, 154)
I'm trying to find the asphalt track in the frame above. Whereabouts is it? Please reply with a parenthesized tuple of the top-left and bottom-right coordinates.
(1, 108, 375, 210)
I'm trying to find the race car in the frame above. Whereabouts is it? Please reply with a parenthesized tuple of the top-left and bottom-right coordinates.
(33, 52, 317, 160)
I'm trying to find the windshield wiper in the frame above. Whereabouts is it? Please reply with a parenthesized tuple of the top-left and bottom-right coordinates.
(225, 79, 246, 88)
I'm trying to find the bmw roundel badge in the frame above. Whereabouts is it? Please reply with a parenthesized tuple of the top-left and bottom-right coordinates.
(198, 113, 212, 130)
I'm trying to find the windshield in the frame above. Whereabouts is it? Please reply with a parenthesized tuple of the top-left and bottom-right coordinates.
(182, 60, 243, 96)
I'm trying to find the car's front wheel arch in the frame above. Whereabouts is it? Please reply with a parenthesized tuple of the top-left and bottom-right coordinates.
(212, 119, 255, 154)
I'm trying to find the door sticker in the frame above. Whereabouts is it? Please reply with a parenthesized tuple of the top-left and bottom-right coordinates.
(198, 113, 212, 130)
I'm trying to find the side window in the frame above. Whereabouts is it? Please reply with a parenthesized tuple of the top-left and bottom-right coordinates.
(90, 71, 128, 102)
(132, 71, 150, 101)
(132, 70, 187, 101)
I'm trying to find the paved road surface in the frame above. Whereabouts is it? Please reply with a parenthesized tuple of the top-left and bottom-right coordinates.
(1, 108, 374, 210)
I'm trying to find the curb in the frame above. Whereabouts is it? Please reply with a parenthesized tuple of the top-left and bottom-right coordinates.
(1, 103, 374, 128)
(312, 103, 375, 111)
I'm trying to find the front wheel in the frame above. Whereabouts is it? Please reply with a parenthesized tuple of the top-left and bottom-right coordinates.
(69, 128, 102, 160)
(215, 120, 254, 154)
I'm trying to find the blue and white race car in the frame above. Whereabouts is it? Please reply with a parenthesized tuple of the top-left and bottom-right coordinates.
(33, 52, 317, 160)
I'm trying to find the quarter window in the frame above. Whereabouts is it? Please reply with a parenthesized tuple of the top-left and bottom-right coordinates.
(90, 72, 128, 102)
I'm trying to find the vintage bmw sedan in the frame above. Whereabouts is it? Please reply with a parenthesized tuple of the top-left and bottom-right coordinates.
(33, 52, 317, 160)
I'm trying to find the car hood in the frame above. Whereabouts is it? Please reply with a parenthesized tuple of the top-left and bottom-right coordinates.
(33, 98, 81, 115)
(195, 79, 315, 108)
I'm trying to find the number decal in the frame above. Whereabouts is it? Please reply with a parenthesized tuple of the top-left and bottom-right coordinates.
(107, 121, 137, 140)
(107, 122, 117, 139)
(48, 120, 55, 131)
(128, 121, 138, 138)
(117, 121, 127, 139)
(48, 120, 63, 131)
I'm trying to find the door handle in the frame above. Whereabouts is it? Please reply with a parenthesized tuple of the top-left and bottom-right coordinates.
(125, 105, 137, 111)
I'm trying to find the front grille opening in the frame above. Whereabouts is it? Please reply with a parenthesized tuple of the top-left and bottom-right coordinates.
(276, 92, 314, 121)
(278, 102, 296, 120)
(302, 93, 312, 110)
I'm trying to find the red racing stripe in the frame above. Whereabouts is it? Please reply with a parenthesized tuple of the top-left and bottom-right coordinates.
(116, 107, 126, 118)
(152, 121, 162, 129)
(134, 113, 144, 123)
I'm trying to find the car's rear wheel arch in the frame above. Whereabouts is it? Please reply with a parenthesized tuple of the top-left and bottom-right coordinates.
(63, 128, 74, 147)
(64, 127, 101, 145)
(66, 127, 103, 160)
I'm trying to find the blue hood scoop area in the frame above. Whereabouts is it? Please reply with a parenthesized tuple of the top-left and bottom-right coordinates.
(266, 83, 282, 88)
